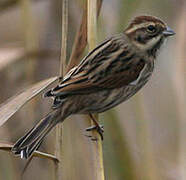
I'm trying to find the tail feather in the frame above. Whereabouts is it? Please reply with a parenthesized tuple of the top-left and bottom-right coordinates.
(12, 109, 62, 159)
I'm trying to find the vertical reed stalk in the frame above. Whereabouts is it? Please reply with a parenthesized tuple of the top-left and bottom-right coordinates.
(87, 0, 105, 179)
(55, 0, 68, 179)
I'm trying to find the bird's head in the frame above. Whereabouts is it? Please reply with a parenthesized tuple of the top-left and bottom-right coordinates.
(125, 15, 175, 53)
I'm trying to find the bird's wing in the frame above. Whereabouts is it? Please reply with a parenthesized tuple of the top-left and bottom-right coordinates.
(50, 34, 145, 96)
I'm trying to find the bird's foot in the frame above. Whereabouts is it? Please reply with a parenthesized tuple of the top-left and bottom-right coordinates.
(86, 124, 104, 140)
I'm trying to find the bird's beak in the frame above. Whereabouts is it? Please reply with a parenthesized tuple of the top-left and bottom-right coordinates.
(163, 26, 175, 37)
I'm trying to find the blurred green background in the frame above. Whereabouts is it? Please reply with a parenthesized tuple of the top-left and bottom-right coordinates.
(0, 0, 186, 180)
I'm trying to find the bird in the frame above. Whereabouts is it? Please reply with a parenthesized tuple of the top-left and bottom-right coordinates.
(12, 15, 175, 159)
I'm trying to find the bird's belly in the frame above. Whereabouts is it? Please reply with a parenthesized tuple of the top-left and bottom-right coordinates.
(74, 65, 153, 114)
(79, 82, 146, 114)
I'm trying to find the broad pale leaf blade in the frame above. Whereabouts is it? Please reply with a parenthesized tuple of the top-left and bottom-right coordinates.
(0, 76, 58, 127)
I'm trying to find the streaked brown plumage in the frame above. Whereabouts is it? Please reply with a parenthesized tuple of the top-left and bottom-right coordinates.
(12, 15, 175, 159)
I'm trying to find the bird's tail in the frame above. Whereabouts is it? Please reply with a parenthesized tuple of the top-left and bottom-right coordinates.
(12, 109, 62, 159)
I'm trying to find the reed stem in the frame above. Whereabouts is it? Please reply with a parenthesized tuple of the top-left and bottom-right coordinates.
(87, 0, 105, 179)
(55, 0, 68, 179)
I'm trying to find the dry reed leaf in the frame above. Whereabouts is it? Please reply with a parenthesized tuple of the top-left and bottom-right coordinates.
(21, 151, 59, 177)
(0, 142, 58, 162)
(67, 0, 102, 71)
(0, 76, 58, 127)
(33, 151, 59, 162)
(0, 142, 12, 151)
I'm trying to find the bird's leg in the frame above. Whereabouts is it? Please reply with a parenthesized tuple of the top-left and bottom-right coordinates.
(86, 113, 104, 140)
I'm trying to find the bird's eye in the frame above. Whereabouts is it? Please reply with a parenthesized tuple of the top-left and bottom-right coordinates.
(147, 25, 156, 33)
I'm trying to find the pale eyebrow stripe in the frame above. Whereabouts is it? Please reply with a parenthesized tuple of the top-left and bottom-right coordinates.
(125, 22, 155, 34)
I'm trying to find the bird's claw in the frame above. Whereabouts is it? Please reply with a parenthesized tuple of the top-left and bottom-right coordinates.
(86, 125, 104, 140)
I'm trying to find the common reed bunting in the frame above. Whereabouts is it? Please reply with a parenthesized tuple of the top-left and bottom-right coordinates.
(12, 15, 175, 159)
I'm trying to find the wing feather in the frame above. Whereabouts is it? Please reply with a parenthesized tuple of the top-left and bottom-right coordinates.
(48, 34, 146, 97)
